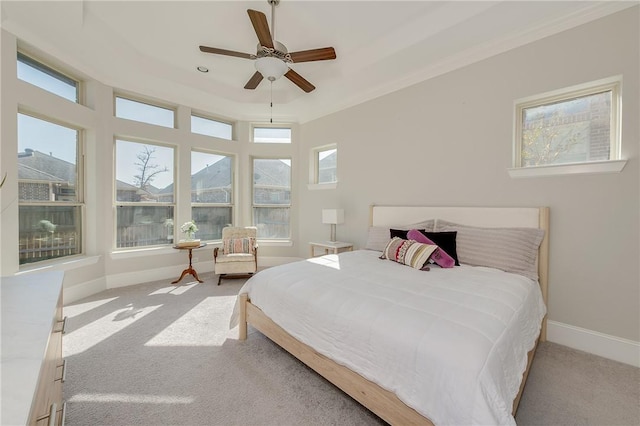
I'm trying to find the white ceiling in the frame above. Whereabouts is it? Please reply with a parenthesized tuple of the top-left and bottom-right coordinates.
(1, 1, 634, 123)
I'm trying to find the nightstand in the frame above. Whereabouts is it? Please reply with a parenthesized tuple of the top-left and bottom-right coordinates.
(309, 241, 354, 257)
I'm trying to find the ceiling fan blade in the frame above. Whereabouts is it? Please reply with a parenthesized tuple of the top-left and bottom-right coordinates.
(247, 9, 273, 49)
(199, 46, 253, 60)
(244, 71, 264, 90)
(285, 69, 315, 93)
(289, 47, 336, 63)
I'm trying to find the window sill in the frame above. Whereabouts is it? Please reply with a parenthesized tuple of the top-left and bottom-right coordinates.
(508, 159, 627, 178)
(110, 246, 176, 259)
(308, 183, 337, 190)
(257, 239, 293, 247)
(16, 255, 102, 275)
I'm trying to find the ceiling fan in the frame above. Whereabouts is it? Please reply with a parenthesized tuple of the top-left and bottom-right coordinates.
(199, 0, 336, 93)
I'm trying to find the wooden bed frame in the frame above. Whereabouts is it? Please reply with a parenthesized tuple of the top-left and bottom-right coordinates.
(238, 206, 550, 425)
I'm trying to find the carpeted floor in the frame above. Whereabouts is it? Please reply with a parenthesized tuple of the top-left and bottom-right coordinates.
(62, 273, 640, 425)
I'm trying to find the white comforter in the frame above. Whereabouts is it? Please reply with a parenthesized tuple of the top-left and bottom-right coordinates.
(236, 250, 546, 425)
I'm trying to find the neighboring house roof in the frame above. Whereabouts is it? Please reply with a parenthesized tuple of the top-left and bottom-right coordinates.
(159, 156, 234, 194)
(18, 149, 76, 183)
(253, 159, 291, 187)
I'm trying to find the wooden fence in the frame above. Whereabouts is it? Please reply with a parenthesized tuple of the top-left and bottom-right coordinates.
(19, 231, 80, 264)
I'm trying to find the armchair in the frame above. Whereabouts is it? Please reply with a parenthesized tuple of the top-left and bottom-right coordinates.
(213, 226, 258, 285)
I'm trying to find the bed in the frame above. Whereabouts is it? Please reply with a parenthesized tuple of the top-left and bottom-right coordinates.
(235, 206, 549, 425)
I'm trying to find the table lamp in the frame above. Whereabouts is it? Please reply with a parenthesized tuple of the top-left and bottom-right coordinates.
(322, 209, 344, 242)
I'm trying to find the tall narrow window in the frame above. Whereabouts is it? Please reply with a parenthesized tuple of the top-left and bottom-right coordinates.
(316, 146, 337, 184)
(191, 151, 233, 240)
(18, 113, 83, 264)
(115, 96, 175, 128)
(115, 140, 175, 248)
(252, 158, 291, 239)
(17, 52, 79, 102)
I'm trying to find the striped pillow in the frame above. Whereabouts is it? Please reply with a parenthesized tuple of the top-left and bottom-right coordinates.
(435, 220, 544, 280)
(223, 237, 256, 255)
(380, 237, 437, 270)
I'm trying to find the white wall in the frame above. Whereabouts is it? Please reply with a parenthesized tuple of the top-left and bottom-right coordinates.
(299, 9, 640, 347)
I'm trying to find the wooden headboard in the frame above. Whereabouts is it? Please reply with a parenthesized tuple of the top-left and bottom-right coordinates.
(369, 205, 550, 341)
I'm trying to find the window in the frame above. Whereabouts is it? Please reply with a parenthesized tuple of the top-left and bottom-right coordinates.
(512, 77, 622, 175)
(18, 113, 83, 264)
(17, 52, 79, 102)
(315, 146, 337, 184)
(252, 158, 291, 239)
(115, 140, 175, 248)
(253, 126, 291, 143)
(115, 96, 175, 128)
(191, 115, 233, 140)
(191, 151, 233, 240)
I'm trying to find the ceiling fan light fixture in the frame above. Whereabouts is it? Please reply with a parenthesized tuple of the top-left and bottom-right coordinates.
(255, 57, 288, 81)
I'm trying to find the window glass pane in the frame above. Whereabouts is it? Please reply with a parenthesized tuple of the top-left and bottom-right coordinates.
(17, 53, 78, 102)
(253, 207, 290, 239)
(18, 114, 78, 202)
(115, 97, 175, 128)
(253, 127, 291, 143)
(318, 148, 337, 184)
(19, 205, 81, 264)
(191, 152, 232, 203)
(191, 115, 233, 140)
(191, 206, 232, 240)
(253, 159, 291, 205)
(116, 206, 174, 248)
(521, 90, 612, 167)
(116, 140, 174, 202)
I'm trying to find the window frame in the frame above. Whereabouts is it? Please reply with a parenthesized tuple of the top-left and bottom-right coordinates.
(190, 113, 234, 141)
(190, 149, 235, 241)
(17, 51, 81, 103)
(113, 138, 177, 250)
(17, 111, 85, 266)
(114, 94, 177, 129)
(251, 124, 293, 144)
(510, 76, 625, 178)
(251, 156, 292, 241)
(308, 143, 338, 190)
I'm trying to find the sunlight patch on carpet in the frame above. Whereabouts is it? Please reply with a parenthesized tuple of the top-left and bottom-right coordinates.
(69, 393, 194, 404)
(63, 304, 163, 356)
(64, 297, 119, 318)
(144, 296, 237, 347)
(148, 282, 198, 296)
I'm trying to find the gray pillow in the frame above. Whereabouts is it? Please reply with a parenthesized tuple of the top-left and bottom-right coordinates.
(435, 220, 544, 280)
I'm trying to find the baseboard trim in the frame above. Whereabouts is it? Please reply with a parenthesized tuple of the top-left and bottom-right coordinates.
(64, 277, 107, 304)
(547, 320, 640, 367)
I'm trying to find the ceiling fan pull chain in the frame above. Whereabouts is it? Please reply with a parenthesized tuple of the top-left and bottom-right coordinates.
(270, 80, 273, 123)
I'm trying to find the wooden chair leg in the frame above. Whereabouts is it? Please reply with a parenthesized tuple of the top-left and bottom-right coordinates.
(217, 274, 223, 286)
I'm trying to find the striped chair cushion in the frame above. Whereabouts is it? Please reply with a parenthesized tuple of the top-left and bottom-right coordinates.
(223, 237, 256, 255)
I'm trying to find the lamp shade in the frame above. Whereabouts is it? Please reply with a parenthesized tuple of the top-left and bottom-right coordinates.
(255, 57, 288, 81)
(322, 209, 344, 225)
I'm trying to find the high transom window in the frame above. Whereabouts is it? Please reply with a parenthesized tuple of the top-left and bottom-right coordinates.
(17, 52, 79, 102)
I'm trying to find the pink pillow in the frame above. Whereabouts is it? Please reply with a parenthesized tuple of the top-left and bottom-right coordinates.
(407, 229, 455, 268)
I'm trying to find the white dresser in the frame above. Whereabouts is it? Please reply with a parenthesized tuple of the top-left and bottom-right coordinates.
(1, 271, 66, 425)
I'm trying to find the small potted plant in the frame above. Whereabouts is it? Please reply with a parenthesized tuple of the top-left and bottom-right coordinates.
(177, 220, 200, 247)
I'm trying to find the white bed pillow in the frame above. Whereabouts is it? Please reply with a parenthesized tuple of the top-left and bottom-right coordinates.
(365, 219, 435, 251)
(434, 219, 544, 280)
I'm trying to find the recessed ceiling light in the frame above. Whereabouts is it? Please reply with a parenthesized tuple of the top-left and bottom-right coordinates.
(197, 66, 209, 73)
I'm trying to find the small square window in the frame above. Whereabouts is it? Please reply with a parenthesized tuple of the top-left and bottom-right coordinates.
(514, 77, 621, 172)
